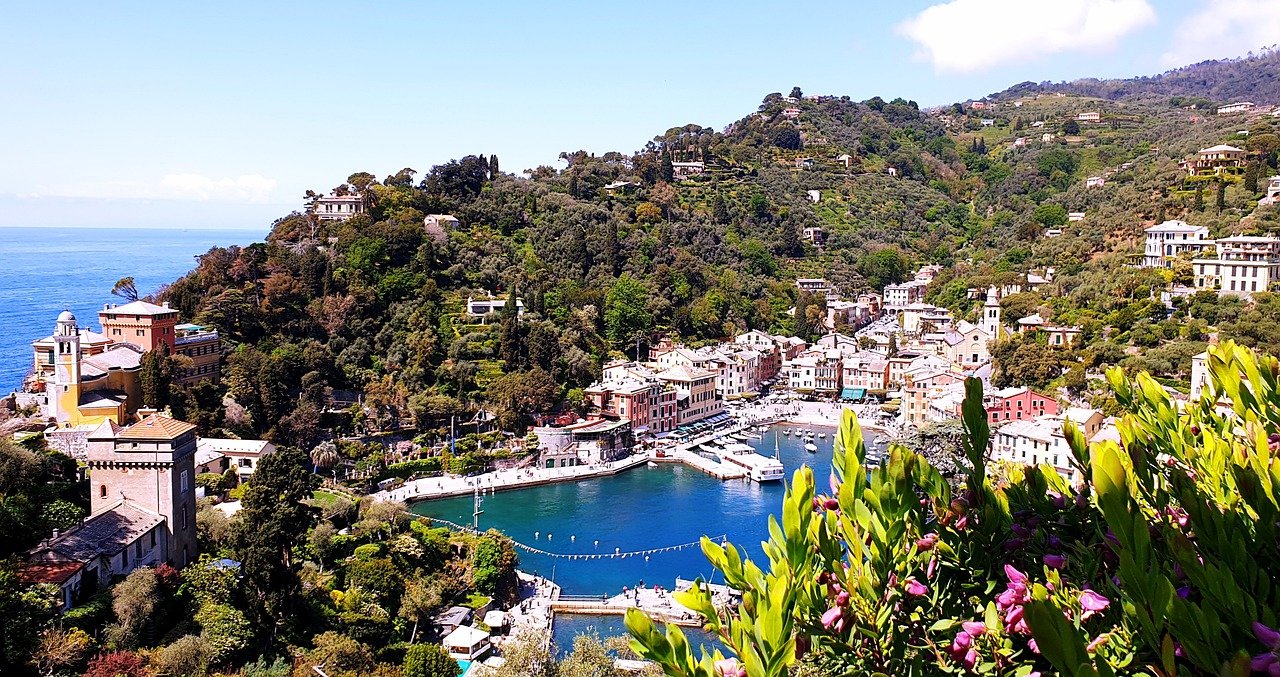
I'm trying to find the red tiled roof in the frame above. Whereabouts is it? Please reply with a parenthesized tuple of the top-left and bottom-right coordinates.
(118, 413, 196, 440)
(19, 560, 83, 585)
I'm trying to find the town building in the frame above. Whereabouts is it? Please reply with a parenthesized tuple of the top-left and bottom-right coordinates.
(657, 364, 723, 426)
(984, 387, 1058, 423)
(1192, 235, 1280, 296)
(194, 437, 277, 482)
(840, 350, 890, 393)
(990, 408, 1103, 484)
(1179, 145, 1247, 178)
(314, 193, 365, 221)
(900, 369, 966, 430)
(899, 303, 952, 335)
(21, 414, 199, 609)
(1085, 176, 1106, 188)
(42, 311, 145, 427)
(423, 214, 461, 231)
(786, 348, 842, 397)
(1142, 220, 1213, 268)
(796, 278, 831, 296)
(939, 321, 992, 369)
(734, 330, 783, 382)
(1190, 351, 1210, 401)
(1014, 313, 1082, 347)
(882, 279, 929, 309)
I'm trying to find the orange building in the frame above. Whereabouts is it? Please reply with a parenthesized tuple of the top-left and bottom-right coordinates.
(99, 301, 180, 354)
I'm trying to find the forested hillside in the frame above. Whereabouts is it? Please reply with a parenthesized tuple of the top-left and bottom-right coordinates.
(994, 48, 1280, 105)
(150, 69, 1280, 452)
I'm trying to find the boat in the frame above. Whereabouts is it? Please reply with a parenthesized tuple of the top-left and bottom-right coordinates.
(647, 461, 658, 468)
(783, 429, 791, 436)
(818, 432, 826, 439)
(723, 451, 785, 482)
(804, 442, 818, 453)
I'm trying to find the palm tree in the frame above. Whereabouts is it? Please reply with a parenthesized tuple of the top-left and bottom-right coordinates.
(310, 440, 340, 479)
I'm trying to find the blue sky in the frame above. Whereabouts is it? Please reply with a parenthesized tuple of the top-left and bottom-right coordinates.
(3, 0, 1276, 229)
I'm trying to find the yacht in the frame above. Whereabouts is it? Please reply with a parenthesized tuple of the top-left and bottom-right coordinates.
(723, 451, 785, 482)
(817, 432, 826, 439)
(804, 442, 818, 453)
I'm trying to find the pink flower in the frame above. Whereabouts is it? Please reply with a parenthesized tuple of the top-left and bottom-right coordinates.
(961, 648, 978, 670)
(951, 631, 972, 651)
(1087, 634, 1108, 654)
(836, 590, 850, 606)
(916, 533, 939, 551)
(1079, 590, 1110, 620)
(926, 555, 938, 580)
(1004, 564, 1028, 586)
(962, 621, 987, 636)
(1028, 638, 1039, 654)
(905, 578, 928, 596)
(821, 606, 843, 629)
(1044, 554, 1067, 569)
(823, 497, 840, 510)
(714, 658, 747, 677)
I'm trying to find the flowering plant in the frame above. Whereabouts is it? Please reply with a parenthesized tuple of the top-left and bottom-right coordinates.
(627, 342, 1280, 675)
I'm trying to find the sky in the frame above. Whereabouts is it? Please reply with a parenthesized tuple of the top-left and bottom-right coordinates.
(3, 0, 1278, 229)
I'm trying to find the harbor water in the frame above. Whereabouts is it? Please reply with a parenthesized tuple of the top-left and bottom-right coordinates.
(411, 426, 885, 596)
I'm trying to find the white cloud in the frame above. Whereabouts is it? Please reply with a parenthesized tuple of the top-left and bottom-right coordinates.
(897, 0, 1157, 74)
(35, 173, 279, 203)
(1160, 0, 1280, 67)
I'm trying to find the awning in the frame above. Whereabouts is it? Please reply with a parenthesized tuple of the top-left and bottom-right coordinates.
(841, 387, 866, 400)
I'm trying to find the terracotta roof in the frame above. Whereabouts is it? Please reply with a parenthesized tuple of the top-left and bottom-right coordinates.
(19, 560, 83, 585)
(118, 413, 197, 440)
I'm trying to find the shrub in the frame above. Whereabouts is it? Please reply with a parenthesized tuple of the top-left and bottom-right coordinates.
(626, 342, 1280, 675)
(83, 651, 149, 677)
(352, 543, 385, 561)
(403, 643, 461, 677)
(153, 635, 210, 677)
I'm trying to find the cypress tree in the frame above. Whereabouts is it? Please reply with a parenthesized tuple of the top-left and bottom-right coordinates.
(1194, 183, 1204, 211)
(490, 154, 500, 178)
(1245, 161, 1260, 194)
(1215, 179, 1226, 214)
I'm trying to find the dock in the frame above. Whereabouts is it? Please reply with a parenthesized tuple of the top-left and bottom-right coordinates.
(549, 586, 705, 627)
(388, 455, 650, 503)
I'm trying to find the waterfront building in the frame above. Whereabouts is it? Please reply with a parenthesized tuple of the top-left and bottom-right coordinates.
(785, 348, 842, 397)
(656, 364, 723, 426)
(21, 414, 199, 609)
(839, 350, 890, 392)
(1193, 235, 1280, 296)
(900, 369, 966, 430)
(533, 418, 634, 467)
(314, 193, 365, 221)
(734, 330, 783, 381)
(42, 311, 144, 427)
(1142, 220, 1213, 268)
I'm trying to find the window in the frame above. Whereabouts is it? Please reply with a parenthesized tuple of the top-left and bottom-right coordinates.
(136, 329, 145, 336)
(112, 328, 121, 336)
(99, 484, 108, 498)
(182, 506, 189, 530)
(121, 547, 128, 567)
(180, 470, 190, 493)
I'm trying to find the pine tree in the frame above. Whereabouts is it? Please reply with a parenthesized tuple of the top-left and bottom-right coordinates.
(499, 288, 523, 370)
(660, 155, 674, 183)
(780, 222, 802, 258)
(711, 193, 729, 224)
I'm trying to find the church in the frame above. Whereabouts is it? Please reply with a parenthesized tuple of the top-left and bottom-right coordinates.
(20, 413, 200, 610)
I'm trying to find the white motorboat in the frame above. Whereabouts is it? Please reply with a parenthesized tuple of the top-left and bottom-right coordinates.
(817, 432, 826, 439)
(647, 461, 659, 468)
(805, 442, 818, 453)
(723, 452, 785, 482)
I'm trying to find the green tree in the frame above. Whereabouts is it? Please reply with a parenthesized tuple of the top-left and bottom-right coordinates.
(772, 126, 802, 150)
(194, 602, 253, 664)
(1194, 182, 1205, 211)
(779, 222, 802, 257)
(1215, 179, 1226, 213)
(154, 635, 211, 677)
(1032, 203, 1068, 227)
(0, 563, 59, 672)
(403, 642, 460, 677)
(1245, 161, 1261, 194)
(229, 445, 318, 632)
(499, 290, 524, 370)
(789, 86, 803, 99)
(1062, 119, 1080, 135)
(111, 276, 139, 303)
(856, 248, 909, 290)
(139, 345, 173, 410)
(604, 274, 651, 346)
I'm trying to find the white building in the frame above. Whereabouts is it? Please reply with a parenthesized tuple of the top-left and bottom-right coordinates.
(1190, 351, 1210, 401)
(194, 438, 277, 482)
(314, 194, 365, 222)
(990, 408, 1103, 485)
(1192, 235, 1280, 296)
(1217, 102, 1255, 115)
(1261, 176, 1280, 206)
(466, 295, 526, 317)
(1142, 220, 1213, 268)
(883, 279, 929, 309)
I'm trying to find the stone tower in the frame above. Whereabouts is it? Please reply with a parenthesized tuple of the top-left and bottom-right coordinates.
(87, 414, 199, 567)
(982, 286, 1001, 338)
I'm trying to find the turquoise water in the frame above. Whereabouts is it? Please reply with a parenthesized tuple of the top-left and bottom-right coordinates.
(0, 226, 265, 392)
(457, 659, 471, 675)
(552, 612, 722, 657)
(412, 428, 882, 595)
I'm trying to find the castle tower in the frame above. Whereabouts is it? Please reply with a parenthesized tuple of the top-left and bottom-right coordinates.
(99, 300, 179, 354)
(982, 286, 1001, 338)
(87, 414, 199, 567)
(47, 310, 83, 423)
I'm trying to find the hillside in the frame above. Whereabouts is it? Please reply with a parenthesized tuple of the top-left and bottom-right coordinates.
(146, 73, 1280, 453)
(992, 48, 1280, 106)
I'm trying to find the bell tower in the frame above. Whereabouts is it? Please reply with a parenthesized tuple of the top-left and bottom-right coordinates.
(982, 287, 1002, 338)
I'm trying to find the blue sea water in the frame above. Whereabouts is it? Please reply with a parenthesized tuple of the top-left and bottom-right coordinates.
(413, 428, 884, 597)
(0, 226, 266, 393)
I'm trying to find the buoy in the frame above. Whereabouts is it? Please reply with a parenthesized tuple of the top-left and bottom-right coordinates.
(535, 532, 540, 539)
(571, 535, 576, 542)
(616, 547, 621, 554)
(594, 540, 599, 548)
(548, 534, 552, 540)
(645, 556, 650, 562)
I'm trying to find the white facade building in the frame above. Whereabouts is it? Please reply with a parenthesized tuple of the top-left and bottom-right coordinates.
(1193, 236, 1280, 296)
(1142, 220, 1213, 268)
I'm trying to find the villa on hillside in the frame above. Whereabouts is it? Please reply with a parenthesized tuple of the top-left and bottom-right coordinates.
(1217, 102, 1255, 115)
(314, 193, 364, 221)
(1141, 220, 1213, 268)
(1077, 111, 1101, 123)
(466, 294, 525, 318)
(1179, 145, 1247, 178)
(1192, 235, 1280, 296)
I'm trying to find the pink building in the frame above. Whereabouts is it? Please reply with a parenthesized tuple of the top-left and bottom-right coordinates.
(984, 387, 1058, 423)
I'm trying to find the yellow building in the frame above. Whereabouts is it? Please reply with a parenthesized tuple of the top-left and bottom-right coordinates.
(45, 311, 145, 427)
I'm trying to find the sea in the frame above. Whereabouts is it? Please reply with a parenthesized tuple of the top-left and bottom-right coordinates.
(412, 428, 888, 650)
(0, 226, 266, 393)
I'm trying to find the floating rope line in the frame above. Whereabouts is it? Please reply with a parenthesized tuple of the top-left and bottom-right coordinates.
(424, 515, 726, 561)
